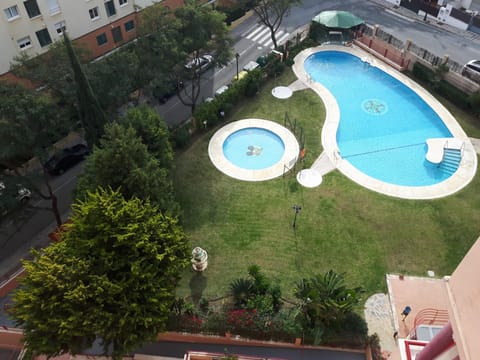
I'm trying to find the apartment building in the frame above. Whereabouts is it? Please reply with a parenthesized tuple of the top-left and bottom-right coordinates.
(0, 0, 144, 77)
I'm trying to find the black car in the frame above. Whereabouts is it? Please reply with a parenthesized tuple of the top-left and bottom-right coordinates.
(44, 144, 90, 175)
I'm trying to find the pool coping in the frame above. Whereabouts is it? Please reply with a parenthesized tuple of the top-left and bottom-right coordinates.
(292, 45, 478, 200)
(208, 119, 300, 181)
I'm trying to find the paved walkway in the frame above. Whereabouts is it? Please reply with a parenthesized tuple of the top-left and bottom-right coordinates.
(364, 293, 396, 355)
(470, 137, 480, 154)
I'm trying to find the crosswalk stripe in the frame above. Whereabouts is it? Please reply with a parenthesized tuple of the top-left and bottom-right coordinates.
(276, 32, 290, 45)
(264, 30, 284, 47)
(258, 31, 271, 44)
(245, 25, 265, 39)
(251, 27, 269, 42)
(243, 25, 290, 48)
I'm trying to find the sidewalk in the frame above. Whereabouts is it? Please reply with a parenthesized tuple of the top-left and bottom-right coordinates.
(369, 0, 480, 45)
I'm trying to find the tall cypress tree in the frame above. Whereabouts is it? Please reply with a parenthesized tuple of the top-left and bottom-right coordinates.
(63, 33, 107, 147)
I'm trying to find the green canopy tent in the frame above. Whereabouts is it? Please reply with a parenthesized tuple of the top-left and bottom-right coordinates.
(310, 11, 365, 44)
(312, 10, 364, 29)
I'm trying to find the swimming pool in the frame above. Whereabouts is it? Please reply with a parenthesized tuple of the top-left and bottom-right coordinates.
(304, 51, 453, 186)
(223, 128, 285, 170)
(208, 119, 300, 181)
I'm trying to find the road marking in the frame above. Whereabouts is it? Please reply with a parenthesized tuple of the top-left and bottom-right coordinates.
(251, 27, 269, 42)
(246, 25, 265, 39)
(243, 24, 290, 48)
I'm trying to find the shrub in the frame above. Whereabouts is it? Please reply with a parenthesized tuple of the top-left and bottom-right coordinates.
(194, 100, 221, 128)
(321, 311, 368, 348)
(468, 91, 480, 114)
(242, 69, 263, 97)
(412, 62, 435, 84)
(172, 124, 191, 148)
(203, 311, 228, 335)
(436, 80, 470, 110)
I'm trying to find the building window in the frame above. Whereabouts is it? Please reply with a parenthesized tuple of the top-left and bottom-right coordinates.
(4, 5, 20, 20)
(119, 0, 128, 6)
(124, 20, 135, 32)
(17, 36, 32, 50)
(89, 7, 99, 20)
(111, 26, 122, 43)
(24, 0, 41, 18)
(36, 29, 52, 47)
(54, 20, 66, 34)
(47, 0, 61, 15)
(104, 0, 116, 17)
(96, 33, 108, 46)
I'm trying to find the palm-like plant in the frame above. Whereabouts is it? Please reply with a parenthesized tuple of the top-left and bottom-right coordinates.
(294, 270, 364, 326)
(229, 278, 254, 308)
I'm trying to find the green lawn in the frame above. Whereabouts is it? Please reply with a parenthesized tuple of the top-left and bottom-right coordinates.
(173, 68, 480, 302)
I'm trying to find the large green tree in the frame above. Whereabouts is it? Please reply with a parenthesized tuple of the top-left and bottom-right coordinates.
(252, 0, 301, 49)
(75, 122, 178, 213)
(138, 1, 233, 114)
(87, 46, 141, 110)
(0, 82, 72, 225)
(11, 187, 189, 359)
(64, 33, 107, 147)
(10, 41, 81, 107)
(119, 105, 174, 170)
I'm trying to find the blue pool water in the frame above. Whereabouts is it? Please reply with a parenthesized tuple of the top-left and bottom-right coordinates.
(223, 128, 285, 170)
(304, 51, 453, 186)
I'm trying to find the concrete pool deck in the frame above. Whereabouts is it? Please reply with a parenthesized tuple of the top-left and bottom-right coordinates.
(292, 45, 477, 200)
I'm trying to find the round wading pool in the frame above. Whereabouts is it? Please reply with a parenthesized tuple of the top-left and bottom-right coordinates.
(222, 127, 285, 170)
(208, 119, 300, 181)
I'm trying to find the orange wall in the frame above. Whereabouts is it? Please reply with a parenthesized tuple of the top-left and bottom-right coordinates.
(76, 13, 138, 60)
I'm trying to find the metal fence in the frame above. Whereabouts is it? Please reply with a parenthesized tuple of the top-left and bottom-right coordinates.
(375, 28, 404, 49)
(358, 24, 465, 74)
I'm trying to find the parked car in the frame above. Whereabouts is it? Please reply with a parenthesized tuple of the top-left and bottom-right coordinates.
(0, 182, 31, 216)
(185, 54, 214, 74)
(44, 143, 90, 175)
(461, 60, 480, 83)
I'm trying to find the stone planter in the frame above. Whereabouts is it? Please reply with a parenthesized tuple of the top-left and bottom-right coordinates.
(191, 247, 208, 272)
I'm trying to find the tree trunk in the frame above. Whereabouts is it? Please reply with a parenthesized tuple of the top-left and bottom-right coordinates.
(270, 27, 278, 49)
(43, 167, 62, 227)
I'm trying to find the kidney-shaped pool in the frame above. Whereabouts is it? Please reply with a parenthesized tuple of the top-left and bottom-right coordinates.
(305, 50, 456, 187)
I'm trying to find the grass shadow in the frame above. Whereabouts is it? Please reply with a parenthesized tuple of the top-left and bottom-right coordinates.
(189, 271, 207, 305)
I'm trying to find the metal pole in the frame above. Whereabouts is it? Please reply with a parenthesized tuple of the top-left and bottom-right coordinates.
(292, 205, 301, 228)
(235, 53, 240, 80)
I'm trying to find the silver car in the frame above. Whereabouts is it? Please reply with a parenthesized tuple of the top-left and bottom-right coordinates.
(0, 182, 31, 216)
(461, 60, 480, 83)
(185, 54, 214, 73)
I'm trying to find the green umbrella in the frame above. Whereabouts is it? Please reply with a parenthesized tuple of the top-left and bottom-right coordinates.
(312, 10, 364, 29)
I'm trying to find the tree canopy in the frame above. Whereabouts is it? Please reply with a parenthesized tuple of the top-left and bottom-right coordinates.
(64, 33, 107, 147)
(11, 187, 189, 359)
(138, 0, 233, 113)
(119, 105, 174, 170)
(75, 121, 178, 213)
(0, 82, 73, 224)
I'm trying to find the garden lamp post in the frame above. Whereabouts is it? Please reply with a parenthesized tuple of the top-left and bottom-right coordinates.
(292, 205, 302, 228)
(235, 53, 240, 80)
